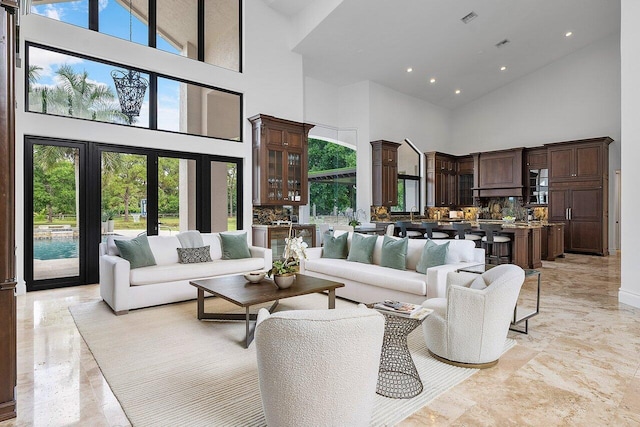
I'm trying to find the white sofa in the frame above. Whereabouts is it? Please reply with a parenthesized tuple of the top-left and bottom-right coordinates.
(99, 232, 272, 314)
(300, 232, 484, 305)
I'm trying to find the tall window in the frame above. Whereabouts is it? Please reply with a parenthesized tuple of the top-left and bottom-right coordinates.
(392, 140, 421, 213)
(307, 137, 357, 220)
(29, 0, 242, 72)
(27, 43, 242, 141)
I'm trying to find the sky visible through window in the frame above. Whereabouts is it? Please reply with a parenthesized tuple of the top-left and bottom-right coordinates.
(30, 0, 180, 130)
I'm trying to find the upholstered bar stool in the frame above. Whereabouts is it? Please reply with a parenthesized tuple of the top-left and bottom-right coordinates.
(396, 221, 423, 238)
(452, 222, 482, 247)
(421, 222, 449, 239)
(480, 223, 512, 265)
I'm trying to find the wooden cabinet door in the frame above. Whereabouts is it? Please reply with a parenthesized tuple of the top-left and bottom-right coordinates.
(285, 129, 303, 149)
(575, 144, 602, 181)
(266, 127, 286, 147)
(383, 162, 398, 206)
(548, 189, 570, 248)
(446, 173, 457, 206)
(548, 146, 574, 181)
(568, 188, 603, 253)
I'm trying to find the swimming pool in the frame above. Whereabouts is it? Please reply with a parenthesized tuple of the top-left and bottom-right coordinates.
(33, 238, 78, 260)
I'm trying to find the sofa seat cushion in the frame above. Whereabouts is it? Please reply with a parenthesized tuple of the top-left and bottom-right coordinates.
(129, 257, 265, 286)
(304, 258, 428, 296)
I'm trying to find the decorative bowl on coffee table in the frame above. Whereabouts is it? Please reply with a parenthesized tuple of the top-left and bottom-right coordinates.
(244, 271, 266, 283)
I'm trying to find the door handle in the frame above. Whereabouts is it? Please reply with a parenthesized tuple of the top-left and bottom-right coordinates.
(565, 208, 569, 220)
(569, 207, 572, 220)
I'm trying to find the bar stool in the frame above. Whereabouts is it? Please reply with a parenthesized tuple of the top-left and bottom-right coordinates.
(421, 222, 449, 239)
(395, 221, 423, 238)
(452, 222, 482, 247)
(480, 223, 512, 265)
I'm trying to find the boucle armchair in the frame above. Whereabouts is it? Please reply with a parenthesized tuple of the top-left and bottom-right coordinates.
(255, 307, 384, 427)
(422, 264, 525, 368)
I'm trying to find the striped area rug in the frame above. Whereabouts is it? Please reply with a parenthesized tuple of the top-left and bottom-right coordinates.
(70, 294, 515, 427)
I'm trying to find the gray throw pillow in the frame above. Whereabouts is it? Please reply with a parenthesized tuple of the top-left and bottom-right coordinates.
(322, 231, 348, 259)
(347, 233, 377, 264)
(416, 239, 449, 273)
(176, 245, 212, 264)
(114, 235, 157, 269)
(219, 232, 252, 259)
(380, 236, 408, 270)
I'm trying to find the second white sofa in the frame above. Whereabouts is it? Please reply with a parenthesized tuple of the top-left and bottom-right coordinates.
(300, 232, 484, 305)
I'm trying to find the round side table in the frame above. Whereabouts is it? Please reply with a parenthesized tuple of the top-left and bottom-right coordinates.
(375, 311, 426, 399)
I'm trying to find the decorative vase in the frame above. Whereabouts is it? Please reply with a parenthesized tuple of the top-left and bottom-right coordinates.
(107, 220, 115, 233)
(273, 273, 295, 289)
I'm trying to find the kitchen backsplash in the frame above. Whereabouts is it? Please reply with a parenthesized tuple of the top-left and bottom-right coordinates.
(252, 206, 300, 225)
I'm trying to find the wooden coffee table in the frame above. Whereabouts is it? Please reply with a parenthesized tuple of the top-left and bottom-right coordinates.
(189, 274, 345, 348)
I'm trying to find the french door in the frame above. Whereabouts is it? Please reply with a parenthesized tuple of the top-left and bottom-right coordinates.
(25, 137, 243, 291)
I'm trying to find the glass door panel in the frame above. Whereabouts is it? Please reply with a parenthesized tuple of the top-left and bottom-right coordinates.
(288, 153, 301, 202)
(159, 157, 197, 234)
(32, 144, 80, 281)
(101, 152, 147, 238)
(267, 150, 283, 202)
(210, 161, 238, 232)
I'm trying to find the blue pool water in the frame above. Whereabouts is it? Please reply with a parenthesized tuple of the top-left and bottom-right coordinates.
(33, 239, 79, 260)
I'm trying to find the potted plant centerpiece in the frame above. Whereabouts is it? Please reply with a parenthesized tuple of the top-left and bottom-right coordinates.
(267, 224, 307, 289)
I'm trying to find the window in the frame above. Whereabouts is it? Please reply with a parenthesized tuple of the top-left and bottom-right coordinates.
(27, 43, 242, 141)
(29, 0, 242, 72)
(392, 140, 421, 213)
(307, 136, 357, 221)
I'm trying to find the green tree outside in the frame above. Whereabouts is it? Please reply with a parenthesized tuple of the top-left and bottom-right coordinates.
(307, 138, 356, 215)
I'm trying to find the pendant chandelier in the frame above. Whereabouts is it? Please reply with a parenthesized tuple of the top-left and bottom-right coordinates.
(111, 0, 148, 125)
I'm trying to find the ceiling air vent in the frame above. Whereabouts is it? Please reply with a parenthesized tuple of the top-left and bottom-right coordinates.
(495, 39, 510, 48)
(461, 11, 477, 24)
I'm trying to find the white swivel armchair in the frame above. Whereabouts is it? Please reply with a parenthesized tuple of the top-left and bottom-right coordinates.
(255, 307, 385, 427)
(421, 264, 525, 368)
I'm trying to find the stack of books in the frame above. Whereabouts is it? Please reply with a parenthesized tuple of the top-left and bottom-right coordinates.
(373, 300, 433, 320)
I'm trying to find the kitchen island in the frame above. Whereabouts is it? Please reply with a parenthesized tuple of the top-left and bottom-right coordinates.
(392, 221, 543, 269)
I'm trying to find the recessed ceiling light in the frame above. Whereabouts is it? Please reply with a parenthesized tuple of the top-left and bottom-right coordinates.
(565, 31, 573, 37)
(429, 78, 436, 84)
(461, 11, 478, 24)
(455, 89, 461, 95)
(500, 66, 507, 71)
(407, 67, 413, 73)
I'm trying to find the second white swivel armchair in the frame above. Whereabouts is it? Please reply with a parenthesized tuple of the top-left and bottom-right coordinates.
(421, 264, 525, 368)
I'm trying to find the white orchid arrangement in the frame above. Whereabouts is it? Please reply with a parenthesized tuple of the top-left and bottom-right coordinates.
(269, 224, 308, 277)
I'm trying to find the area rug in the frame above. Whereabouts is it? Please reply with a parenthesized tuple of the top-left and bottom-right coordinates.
(70, 294, 516, 427)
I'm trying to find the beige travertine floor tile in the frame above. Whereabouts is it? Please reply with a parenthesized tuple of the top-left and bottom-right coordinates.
(1, 253, 639, 427)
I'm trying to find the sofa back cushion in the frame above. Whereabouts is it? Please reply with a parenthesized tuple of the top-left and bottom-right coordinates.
(220, 232, 252, 259)
(147, 236, 181, 265)
(201, 233, 223, 260)
(416, 239, 449, 273)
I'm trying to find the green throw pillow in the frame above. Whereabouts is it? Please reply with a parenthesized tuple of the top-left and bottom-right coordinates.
(416, 239, 450, 274)
(114, 235, 157, 269)
(347, 233, 377, 264)
(380, 236, 408, 270)
(322, 231, 348, 259)
(220, 232, 251, 259)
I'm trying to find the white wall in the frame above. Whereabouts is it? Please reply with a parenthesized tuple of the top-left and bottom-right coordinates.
(369, 81, 451, 153)
(451, 34, 621, 253)
(620, 0, 640, 308)
(15, 2, 305, 293)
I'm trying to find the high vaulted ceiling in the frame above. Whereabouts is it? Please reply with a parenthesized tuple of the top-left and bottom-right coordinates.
(264, 0, 620, 109)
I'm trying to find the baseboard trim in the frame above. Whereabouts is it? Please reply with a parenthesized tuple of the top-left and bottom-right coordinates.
(0, 400, 17, 422)
(619, 289, 640, 309)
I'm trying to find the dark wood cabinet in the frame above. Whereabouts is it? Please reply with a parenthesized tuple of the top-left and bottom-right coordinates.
(548, 138, 606, 182)
(425, 152, 457, 207)
(547, 137, 611, 255)
(0, 1, 17, 422)
(371, 140, 400, 206)
(541, 223, 565, 260)
(249, 114, 314, 206)
(456, 156, 474, 206)
(252, 225, 316, 261)
(472, 148, 524, 197)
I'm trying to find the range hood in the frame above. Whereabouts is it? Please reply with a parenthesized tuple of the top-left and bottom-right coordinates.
(472, 148, 524, 198)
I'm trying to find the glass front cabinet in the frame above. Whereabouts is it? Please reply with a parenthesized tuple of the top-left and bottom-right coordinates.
(249, 114, 314, 206)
